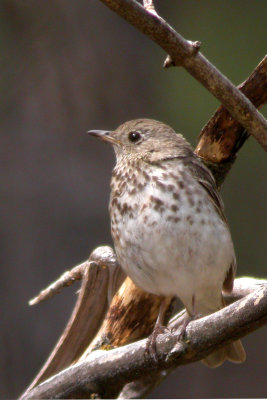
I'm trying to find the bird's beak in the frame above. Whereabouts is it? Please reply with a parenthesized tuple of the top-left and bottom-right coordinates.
(87, 130, 121, 145)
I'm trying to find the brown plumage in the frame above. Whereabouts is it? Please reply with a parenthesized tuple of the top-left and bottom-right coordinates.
(89, 118, 246, 367)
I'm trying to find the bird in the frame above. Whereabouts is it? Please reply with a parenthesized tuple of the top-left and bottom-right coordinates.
(88, 118, 246, 367)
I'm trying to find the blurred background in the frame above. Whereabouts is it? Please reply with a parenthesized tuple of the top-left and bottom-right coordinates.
(0, 0, 266, 398)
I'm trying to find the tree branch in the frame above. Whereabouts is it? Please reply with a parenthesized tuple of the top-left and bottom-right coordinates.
(98, 0, 267, 150)
(22, 283, 267, 399)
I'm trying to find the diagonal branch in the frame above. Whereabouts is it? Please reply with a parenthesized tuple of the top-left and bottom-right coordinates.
(98, 0, 267, 150)
(22, 284, 267, 399)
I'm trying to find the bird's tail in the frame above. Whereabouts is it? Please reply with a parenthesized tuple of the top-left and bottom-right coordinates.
(202, 339, 246, 368)
(200, 296, 246, 368)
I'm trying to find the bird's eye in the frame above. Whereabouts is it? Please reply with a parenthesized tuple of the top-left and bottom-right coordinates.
(128, 131, 142, 143)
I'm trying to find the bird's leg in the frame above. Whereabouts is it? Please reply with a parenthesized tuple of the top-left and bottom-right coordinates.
(145, 296, 170, 361)
(178, 294, 199, 339)
(177, 294, 204, 340)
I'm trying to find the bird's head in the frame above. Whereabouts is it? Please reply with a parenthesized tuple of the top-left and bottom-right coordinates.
(88, 118, 192, 162)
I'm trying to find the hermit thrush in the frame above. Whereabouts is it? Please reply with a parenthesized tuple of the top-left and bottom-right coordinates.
(88, 119, 246, 367)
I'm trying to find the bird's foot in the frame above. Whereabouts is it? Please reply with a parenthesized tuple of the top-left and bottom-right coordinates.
(176, 312, 203, 340)
(145, 324, 169, 362)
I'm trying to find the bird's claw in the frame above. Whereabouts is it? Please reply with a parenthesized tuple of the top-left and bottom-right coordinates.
(145, 324, 169, 362)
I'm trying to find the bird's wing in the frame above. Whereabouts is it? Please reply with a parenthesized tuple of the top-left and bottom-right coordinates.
(184, 155, 227, 223)
(149, 152, 237, 289)
(184, 155, 237, 290)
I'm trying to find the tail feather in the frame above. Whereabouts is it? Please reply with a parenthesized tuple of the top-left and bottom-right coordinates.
(202, 339, 246, 368)
(199, 295, 246, 368)
(226, 339, 246, 363)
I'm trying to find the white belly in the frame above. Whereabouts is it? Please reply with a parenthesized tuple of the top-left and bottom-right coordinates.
(111, 166, 235, 315)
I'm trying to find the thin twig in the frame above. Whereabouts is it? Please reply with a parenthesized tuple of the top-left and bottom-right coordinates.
(22, 284, 267, 399)
(29, 262, 86, 305)
(29, 246, 119, 305)
(98, 0, 267, 150)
